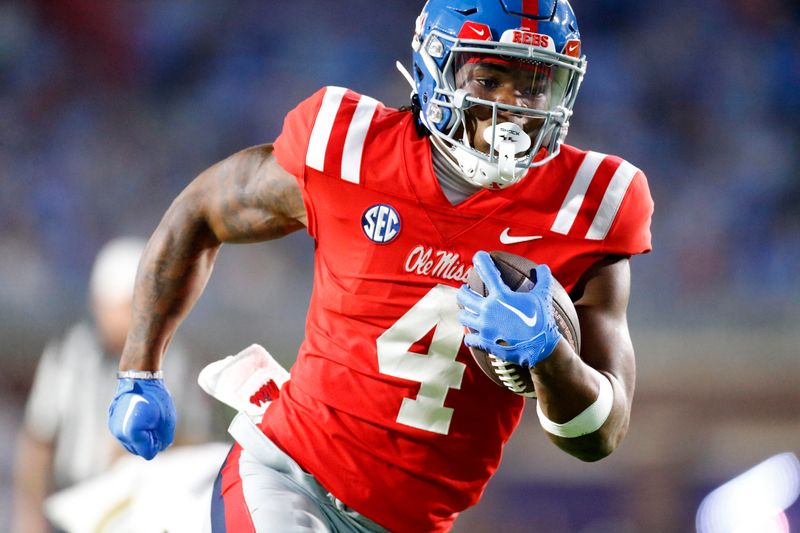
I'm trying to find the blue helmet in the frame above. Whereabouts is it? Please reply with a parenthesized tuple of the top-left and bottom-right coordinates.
(408, 0, 587, 188)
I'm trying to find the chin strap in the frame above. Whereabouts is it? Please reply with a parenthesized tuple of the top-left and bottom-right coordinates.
(453, 148, 524, 189)
(452, 131, 481, 182)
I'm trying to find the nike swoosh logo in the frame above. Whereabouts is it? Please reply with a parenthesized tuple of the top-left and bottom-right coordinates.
(567, 43, 579, 53)
(500, 228, 543, 245)
(472, 28, 486, 36)
(498, 299, 538, 327)
(122, 395, 149, 435)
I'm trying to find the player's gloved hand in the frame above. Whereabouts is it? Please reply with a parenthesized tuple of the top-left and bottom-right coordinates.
(108, 377, 176, 460)
(457, 251, 562, 368)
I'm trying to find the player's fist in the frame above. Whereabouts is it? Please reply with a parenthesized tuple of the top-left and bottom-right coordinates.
(457, 251, 562, 368)
(108, 378, 176, 460)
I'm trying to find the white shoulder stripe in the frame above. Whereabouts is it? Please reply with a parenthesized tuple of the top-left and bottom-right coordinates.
(341, 95, 378, 184)
(305, 86, 347, 172)
(586, 160, 639, 240)
(550, 151, 606, 235)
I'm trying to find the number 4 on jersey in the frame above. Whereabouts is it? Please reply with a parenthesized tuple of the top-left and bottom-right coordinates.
(377, 285, 466, 435)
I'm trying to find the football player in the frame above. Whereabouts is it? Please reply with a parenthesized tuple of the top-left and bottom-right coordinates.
(108, 1, 653, 532)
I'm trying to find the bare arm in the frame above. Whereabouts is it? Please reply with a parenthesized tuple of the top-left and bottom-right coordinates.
(120, 144, 306, 371)
(531, 256, 636, 461)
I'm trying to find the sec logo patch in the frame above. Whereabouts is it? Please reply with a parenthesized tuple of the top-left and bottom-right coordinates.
(362, 204, 401, 244)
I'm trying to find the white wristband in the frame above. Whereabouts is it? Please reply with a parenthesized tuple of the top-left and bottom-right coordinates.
(536, 370, 613, 438)
(117, 370, 164, 380)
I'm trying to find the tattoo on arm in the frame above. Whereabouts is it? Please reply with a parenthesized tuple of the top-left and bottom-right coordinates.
(120, 144, 305, 370)
(209, 145, 307, 243)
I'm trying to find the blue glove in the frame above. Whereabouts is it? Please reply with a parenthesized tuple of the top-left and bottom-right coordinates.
(457, 251, 562, 368)
(108, 378, 176, 460)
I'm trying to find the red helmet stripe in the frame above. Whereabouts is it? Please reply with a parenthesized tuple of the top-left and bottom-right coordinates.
(521, 0, 539, 33)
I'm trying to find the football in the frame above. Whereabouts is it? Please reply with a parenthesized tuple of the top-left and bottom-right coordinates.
(465, 251, 581, 398)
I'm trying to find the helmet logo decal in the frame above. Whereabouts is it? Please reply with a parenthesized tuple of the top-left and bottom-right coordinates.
(362, 204, 401, 244)
(563, 39, 581, 58)
(500, 30, 556, 52)
(457, 22, 493, 41)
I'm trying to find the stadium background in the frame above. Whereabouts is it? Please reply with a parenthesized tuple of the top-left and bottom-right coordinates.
(1, 0, 799, 531)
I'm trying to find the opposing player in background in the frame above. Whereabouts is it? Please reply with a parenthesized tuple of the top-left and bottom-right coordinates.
(13, 238, 210, 533)
(108, 1, 653, 532)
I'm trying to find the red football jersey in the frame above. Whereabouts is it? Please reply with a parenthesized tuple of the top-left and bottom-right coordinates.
(264, 86, 653, 532)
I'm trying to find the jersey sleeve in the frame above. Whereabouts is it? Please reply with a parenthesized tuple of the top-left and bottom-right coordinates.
(273, 86, 387, 241)
(602, 169, 654, 256)
(273, 88, 327, 180)
(273, 88, 328, 238)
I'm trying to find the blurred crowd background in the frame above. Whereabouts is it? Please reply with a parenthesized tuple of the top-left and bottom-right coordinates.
(1, 0, 799, 531)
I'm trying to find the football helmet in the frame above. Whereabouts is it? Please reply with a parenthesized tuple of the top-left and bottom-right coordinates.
(409, 0, 587, 188)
